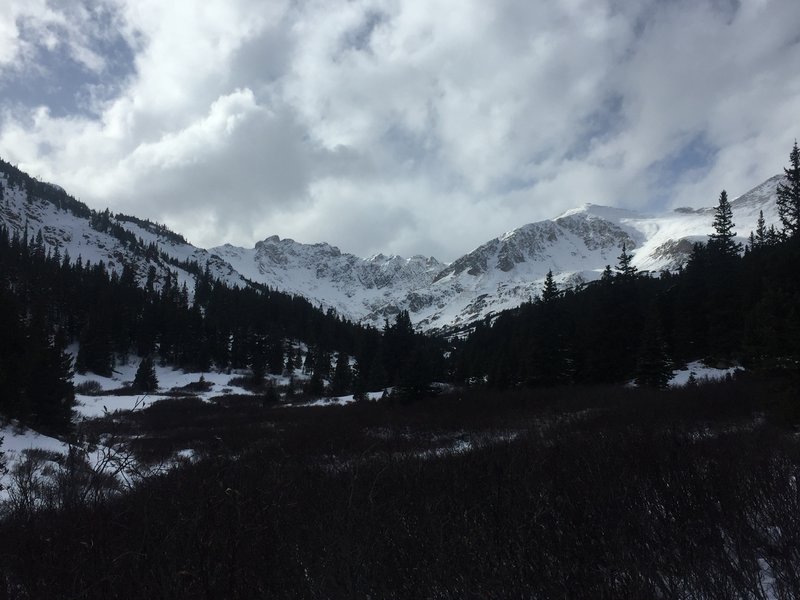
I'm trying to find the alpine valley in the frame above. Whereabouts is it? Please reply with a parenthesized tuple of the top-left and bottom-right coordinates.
(0, 158, 784, 332)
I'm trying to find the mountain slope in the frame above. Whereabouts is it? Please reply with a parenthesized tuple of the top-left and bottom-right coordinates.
(0, 159, 247, 295)
(0, 157, 785, 332)
(210, 237, 443, 323)
(213, 176, 782, 330)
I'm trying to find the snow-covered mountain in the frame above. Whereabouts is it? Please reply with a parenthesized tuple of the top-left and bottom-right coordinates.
(0, 158, 784, 332)
(0, 163, 248, 294)
(211, 237, 443, 324)
(207, 176, 783, 330)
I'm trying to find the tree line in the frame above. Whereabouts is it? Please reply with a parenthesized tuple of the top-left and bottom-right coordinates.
(452, 142, 800, 389)
(2, 141, 799, 434)
(0, 224, 444, 433)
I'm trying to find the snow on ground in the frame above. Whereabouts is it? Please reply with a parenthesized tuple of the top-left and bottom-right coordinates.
(0, 418, 199, 503)
(0, 421, 141, 501)
(0, 422, 68, 501)
(73, 362, 261, 418)
(290, 390, 388, 407)
(669, 361, 742, 387)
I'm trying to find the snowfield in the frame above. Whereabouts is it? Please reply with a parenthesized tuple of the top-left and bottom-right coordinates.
(668, 361, 743, 387)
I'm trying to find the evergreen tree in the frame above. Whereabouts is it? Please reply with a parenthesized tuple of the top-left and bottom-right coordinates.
(262, 382, 279, 406)
(600, 264, 614, 284)
(616, 244, 637, 279)
(393, 347, 436, 402)
(707, 190, 741, 258)
(754, 210, 767, 248)
(132, 356, 158, 392)
(351, 361, 368, 401)
(766, 225, 781, 246)
(313, 349, 332, 381)
(383, 311, 415, 383)
(305, 371, 325, 397)
(75, 317, 114, 376)
(24, 326, 75, 432)
(284, 350, 295, 376)
(250, 343, 267, 386)
(303, 348, 314, 375)
(330, 352, 353, 396)
(541, 270, 558, 302)
(776, 140, 800, 237)
(0, 435, 5, 479)
(634, 310, 672, 389)
(267, 337, 285, 375)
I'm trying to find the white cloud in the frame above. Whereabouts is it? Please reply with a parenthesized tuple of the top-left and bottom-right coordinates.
(1, 0, 800, 260)
(0, 0, 114, 74)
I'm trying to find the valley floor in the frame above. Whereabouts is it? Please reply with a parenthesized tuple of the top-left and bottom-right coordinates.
(1, 373, 799, 598)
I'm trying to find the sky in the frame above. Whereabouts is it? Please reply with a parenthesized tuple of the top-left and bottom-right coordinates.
(1, 0, 799, 262)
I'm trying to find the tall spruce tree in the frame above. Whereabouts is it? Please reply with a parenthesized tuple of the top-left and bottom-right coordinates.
(776, 140, 800, 237)
(330, 352, 353, 396)
(132, 356, 158, 392)
(616, 244, 637, 279)
(707, 190, 741, 258)
(541, 270, 558, 302)
(754, 210, 767, 248)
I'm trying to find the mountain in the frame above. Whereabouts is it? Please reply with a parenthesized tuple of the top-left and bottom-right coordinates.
(0, 157, 784, 331)
(210, 237, 443, 325)
(0, 158, 247, 294)
(208, 176, 783, 330)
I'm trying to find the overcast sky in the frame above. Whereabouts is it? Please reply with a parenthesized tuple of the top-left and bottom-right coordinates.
(1, 0, 799, 261)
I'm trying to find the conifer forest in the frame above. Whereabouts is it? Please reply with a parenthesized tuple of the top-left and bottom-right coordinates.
(0, 141, 800, 598)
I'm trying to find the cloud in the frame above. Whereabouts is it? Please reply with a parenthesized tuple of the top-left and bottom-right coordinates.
(1, 0, 799, 261)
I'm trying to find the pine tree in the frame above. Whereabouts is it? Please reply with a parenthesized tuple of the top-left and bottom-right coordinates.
(541, 270, 558, 302)
(766, 225, 781, 246)
(383, 311, 416, 383)
(634, 310, 672, 389)
(330, 352, 352, 396)
(262, 382, 279, 406)
(707, 190, 741, 258)
(132, 356, 158, 392)
(705, 192, 743, 357)
(600, 264, 614, 284)
(305, 371, 325, 396)
(754, 210, 767, 248)
(284, 350, 295, 376)
(23, 323, 75, 432)
(776, 140, 800, 237)
(351, 361, 369, 401)
(248, 334, 269, 385)
(0, 435, 5, 479)
(303, 348, 314, 375)
(267, 337, 284, 375)
(616, 244, 637, 279)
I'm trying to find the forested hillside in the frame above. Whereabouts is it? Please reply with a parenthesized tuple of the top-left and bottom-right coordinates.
(0, 223, 444, 433)
(453, 153, 800, 389)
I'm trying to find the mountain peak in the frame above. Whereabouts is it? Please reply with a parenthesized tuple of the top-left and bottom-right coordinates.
(556, 203, 646, 222)
(0, 159, 786, 333)
(729, 173, 783, 209)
